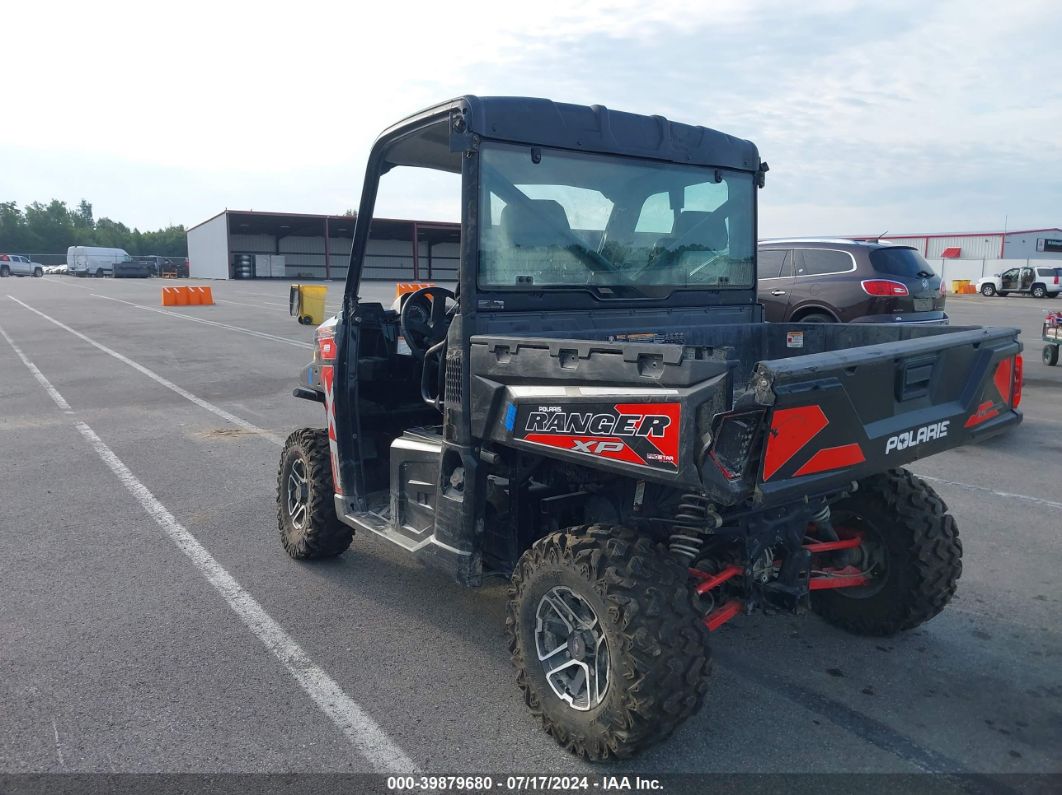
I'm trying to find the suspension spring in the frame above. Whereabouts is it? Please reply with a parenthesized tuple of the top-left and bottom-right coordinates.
(669, 493, 722, 561)
(669, 533, 704, 561)
(809, 501, 838, 541)
(676, 493, 719, 525)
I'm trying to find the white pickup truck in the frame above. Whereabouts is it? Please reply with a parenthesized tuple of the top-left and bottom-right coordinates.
(0, 254, 45, 277)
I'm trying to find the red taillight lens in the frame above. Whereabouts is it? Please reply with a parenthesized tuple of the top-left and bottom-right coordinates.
(861, 279, 909, 296)
(1013, 354, 1023, 408)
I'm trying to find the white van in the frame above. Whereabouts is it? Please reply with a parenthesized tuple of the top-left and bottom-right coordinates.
(67, 246, 131, 278)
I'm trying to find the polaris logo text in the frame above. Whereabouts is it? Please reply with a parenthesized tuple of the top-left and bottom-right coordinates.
(525, 411, 671, 437)
(885, 420, 949, 455)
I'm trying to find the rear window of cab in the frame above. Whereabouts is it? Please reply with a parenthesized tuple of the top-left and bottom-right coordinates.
(869, 247, 935, 277)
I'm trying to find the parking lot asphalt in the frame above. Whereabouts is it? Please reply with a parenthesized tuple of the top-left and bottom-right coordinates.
(1, 276, 1059, 781)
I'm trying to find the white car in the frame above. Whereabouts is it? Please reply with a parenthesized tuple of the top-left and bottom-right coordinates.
(977, 265, 1062, 298)
(0, 254, 45, 277)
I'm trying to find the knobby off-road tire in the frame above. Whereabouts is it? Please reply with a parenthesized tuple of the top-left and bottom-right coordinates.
(506, 524, 711, 761)
(813, 468, 962, 636)
(277, 428, 353, 559)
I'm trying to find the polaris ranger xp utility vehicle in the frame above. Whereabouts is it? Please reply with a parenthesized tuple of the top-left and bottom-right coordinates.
(278, 96, 1023, 760)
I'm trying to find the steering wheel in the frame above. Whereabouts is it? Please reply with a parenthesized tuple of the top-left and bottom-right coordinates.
(400, 286, 456, 358)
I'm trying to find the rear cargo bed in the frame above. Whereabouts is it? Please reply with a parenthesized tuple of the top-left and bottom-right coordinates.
(471, 320, 1022, 506)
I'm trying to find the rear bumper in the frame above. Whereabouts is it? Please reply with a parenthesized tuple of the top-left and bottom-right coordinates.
(849, 311, 949, 325)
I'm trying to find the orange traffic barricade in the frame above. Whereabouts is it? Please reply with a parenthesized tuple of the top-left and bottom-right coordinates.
(395, 281, 434, 300)
(162, 285, 214, 307)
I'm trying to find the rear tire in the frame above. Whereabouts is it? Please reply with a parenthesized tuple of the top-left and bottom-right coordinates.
(0, 265, 9, 277)
(95, 268, 104, 278)
(1044, 345, 1059, 366)
(980, 284, 996, 296)
(797, 312, 834, 323)
(507, 524, 711, 760)
(812, 469, 961, 636)
(277, 428, 353, 559)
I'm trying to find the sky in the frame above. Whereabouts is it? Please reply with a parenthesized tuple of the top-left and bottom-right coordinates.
(2, 0, 1060, 237)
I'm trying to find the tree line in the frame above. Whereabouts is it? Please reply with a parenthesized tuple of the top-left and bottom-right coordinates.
(0, 199, 187, 259)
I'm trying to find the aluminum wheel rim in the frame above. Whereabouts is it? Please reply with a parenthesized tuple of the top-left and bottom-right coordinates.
(286, 459, 309, 530)
(534, 586, 609, 711)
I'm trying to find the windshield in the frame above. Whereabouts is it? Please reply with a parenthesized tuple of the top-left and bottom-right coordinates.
(478, 143, 755, 297)
(869, 246, 936, 278)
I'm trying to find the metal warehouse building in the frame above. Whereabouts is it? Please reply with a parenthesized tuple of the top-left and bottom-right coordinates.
(851, 227, 1062, 260)
(186, 210, 460, 281)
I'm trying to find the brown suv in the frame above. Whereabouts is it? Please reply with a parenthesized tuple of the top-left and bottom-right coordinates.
(757, 239, 947, 324)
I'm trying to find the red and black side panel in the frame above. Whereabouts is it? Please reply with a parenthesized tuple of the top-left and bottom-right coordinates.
(755, 350, 1023, 503)
(510, 401, 681, 473)
(762, 405, 867, 482)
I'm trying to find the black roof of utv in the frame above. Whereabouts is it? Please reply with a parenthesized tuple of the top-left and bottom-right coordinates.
(375, 95, 762, 173)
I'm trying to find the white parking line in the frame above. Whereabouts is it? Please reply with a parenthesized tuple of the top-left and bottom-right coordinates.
(51, 719, 65, 768)
(41, 277, 93, 290)
(0, 321, 415, 775)
(215, 298, 288, 311)
(91, 294, 313, 350)
(917, 473, 1062, 511)
(9, 297, 286, 446)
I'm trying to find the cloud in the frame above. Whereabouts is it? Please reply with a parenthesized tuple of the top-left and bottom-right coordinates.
(2, 0, 1058, 235)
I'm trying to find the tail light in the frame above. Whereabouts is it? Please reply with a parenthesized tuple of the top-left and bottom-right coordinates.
(709, 412, 764, 480)
(861, 279, 909, 296)
(1013, 354, 1023, 408)
(315, 327, 337, 362)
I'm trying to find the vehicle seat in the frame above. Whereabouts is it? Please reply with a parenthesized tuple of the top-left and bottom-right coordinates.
(494, 199, 584, 284)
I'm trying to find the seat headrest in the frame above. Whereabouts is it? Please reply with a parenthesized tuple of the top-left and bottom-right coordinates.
(500, 199, 572, 248)
(673, 211, 728, 250)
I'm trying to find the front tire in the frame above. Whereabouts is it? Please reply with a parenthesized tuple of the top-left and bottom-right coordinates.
(980, 284, 996, 296)
(812, 469, 961, 636)
(95, 268, 104, 278)
(1044, 345, 1059, 366)
(277, 428, 353, 559)
(507, 524, 711, 760)
(1032, 284, 1047, 298)
(33, 267, 43, 277)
